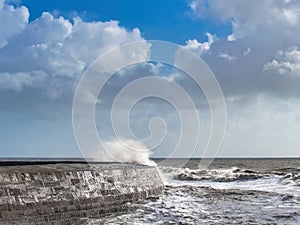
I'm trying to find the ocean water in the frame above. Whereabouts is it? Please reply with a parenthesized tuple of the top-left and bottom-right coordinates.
(85, 159, 300, 225)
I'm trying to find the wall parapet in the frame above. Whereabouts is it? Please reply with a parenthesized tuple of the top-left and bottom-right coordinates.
(0, 163, 164, 224)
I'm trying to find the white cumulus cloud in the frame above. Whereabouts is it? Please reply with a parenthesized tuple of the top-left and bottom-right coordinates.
(0, 0, 28, 47)
(264, 46, 300, 77)
(218, 52, 236, 62)
(0, 1, 145, 96)
(189, 0, 300, 40)
(184, 32, 216, 55)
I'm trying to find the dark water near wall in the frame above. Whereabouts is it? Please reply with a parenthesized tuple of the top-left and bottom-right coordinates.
(86, 159, 300, 225)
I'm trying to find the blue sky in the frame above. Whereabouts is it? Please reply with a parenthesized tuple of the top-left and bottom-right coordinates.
(1, 0, 300, 159)
(20, 0, 232, 43)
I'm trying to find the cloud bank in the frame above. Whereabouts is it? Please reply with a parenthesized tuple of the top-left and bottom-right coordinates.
(0, 2, 143, 97)
(0, 1, 146, 158)
(186, 0, 300, 157)
(1, 0, 300, 158)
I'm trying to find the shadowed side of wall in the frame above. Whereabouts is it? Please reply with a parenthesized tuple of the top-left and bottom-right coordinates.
(0, 163, 164, 224)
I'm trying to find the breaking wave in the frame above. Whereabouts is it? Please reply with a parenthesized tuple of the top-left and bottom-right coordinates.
(174, 167, 263, 182)
(280, 173, 300, 186)
(159, 165, 300, 188)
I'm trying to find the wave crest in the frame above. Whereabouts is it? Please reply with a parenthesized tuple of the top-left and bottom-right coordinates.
(281, 173, 300, 186)
(167, 167, 263, 182)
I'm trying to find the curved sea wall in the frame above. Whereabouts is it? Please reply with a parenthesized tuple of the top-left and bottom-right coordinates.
(0, 163, 164, 224)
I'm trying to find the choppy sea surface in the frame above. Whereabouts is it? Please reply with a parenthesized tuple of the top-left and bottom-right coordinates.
(86, 159, 300, 225)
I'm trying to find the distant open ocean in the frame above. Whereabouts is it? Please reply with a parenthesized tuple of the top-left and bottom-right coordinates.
(87, 158, 300, 225)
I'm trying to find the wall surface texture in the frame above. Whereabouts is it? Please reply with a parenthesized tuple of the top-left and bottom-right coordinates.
(0, 163, 164, 224)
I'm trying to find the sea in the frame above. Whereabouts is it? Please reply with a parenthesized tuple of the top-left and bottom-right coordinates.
(86, 159, 300, 225)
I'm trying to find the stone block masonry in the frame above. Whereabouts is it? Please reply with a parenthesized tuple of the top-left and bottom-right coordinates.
(0, 163, 164, 224)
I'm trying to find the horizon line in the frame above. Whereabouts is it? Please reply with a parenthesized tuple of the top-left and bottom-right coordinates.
(0, 156, 299, 161)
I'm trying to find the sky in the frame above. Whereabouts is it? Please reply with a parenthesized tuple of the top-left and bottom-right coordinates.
(1, 0, 300, 158)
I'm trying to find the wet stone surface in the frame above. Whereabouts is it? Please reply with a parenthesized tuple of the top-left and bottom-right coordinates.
(0, 163, 164, 225)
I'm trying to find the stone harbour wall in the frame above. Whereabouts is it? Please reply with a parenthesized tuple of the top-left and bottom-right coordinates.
(0, 163, 164, 224)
